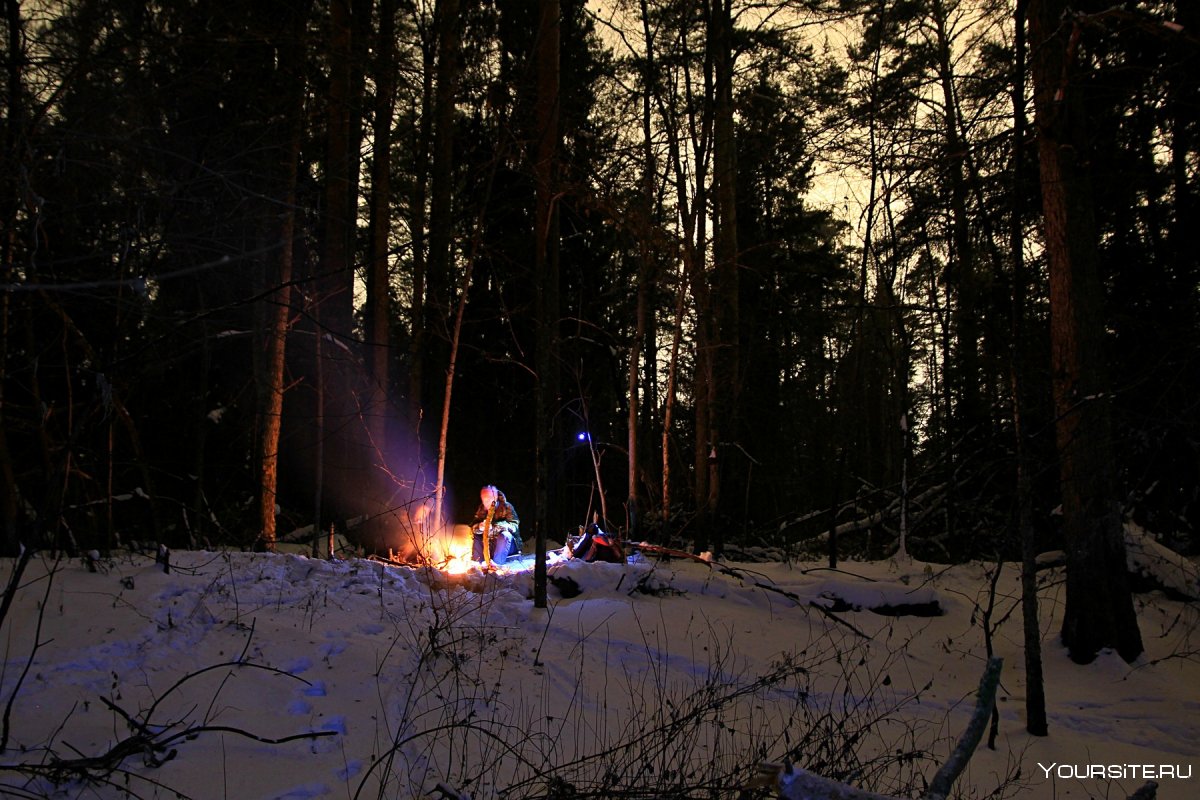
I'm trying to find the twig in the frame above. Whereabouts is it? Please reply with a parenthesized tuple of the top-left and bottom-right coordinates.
(142, 659, 313, 726)
(202, 618, 258, 724)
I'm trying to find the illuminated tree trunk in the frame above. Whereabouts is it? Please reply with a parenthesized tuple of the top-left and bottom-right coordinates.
(428, 0, 467, 534)
(1028, 0, 1143, 664)
(257, 3, 310, 552)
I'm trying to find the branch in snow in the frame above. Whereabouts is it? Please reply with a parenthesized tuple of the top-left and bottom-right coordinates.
(773, 656, 1004, 800)
(923, 656, 1003, 800)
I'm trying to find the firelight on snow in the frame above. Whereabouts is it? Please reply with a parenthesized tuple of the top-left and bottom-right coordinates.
(1, 524, 1196, 799)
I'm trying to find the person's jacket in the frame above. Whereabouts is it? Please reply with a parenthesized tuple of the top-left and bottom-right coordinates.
(472, 496, 521, 553)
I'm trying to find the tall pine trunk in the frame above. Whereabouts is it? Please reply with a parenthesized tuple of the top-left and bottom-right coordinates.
(407, 26, 436, 448)
(0, 0, 27, 552)
(366, 0, 397, 455)
(533, 0, 560, 607)
(1028, 0, 1142, 664)
(931, 0, 982, 443)
(312, 0, 367, 530)
(428, 0, 467, 533)
(708, 0, 738, 555)
(1009, 0, 1047, 736)
(321, 0, 357, 338)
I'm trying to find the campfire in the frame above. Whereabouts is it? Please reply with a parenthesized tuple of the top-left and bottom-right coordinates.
(387, 500, 477, 573)
(387, 523, 510, 574)
(437, 526, 476, 574)
(382, 499, 559, 574)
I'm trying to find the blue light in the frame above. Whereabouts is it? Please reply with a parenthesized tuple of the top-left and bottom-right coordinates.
(577, 432, 590, 442)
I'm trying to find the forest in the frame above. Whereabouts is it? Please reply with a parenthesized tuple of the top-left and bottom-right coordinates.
(2, 0, 1197, 658)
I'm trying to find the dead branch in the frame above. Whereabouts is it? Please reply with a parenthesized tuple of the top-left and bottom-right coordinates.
(924, 657, 1003, 800)
(0, 723, 336, 784)
(1, 552, 57, 753)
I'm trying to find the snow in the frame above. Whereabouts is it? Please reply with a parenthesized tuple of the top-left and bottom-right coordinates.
(2, 546, 1197, 799)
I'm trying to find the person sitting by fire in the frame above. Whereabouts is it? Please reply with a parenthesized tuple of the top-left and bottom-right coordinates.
(471, 484, 521, 564)
(569, 512, 624, 563)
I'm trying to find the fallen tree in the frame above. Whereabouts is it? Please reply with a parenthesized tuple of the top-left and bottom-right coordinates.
(1124, 522, 1199, 601)
(1035, 522, 1198, 601)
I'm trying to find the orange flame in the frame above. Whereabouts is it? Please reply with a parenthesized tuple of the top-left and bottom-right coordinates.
(404, 523, 475, 574)
(440, 534, 475, 574)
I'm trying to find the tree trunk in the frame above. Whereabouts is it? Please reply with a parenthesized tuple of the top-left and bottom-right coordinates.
(321, 0, 357, 338)
(314, 0, 367, 528)
(648, 0, 711, 551)
(661, 268, 688, 544)
(1, 0, 27, 553)
(427, 0, 470, 534)
(931, 0, 982, 441)
(627, 274, 647, 542)
(533, 0, 560, 608)
(257, 2, 309, 552)
(313, 305, 326, 553)
(407, 22, 436, 447)
(628, 5, 661, 544)
(1028, 0, 1143, 664)
(1168, 0, 1198, 297)
(690, 0, 717, 555)
(366, 0, 397, 454)
(707, 0, 738, 556)
(1010, 0, 1047, 736)
(426, 0, 467, 458)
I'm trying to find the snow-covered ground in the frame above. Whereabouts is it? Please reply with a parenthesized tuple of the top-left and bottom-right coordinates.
(1, 541, 1197, 799)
